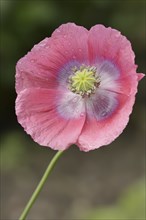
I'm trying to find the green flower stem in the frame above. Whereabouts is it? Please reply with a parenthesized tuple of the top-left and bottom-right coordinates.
(19, 150, 64, 220)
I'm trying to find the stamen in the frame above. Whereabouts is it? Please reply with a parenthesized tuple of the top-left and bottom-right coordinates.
(68, 65, 100, 97)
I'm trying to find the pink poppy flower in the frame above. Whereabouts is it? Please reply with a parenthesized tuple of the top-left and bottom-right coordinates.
(15, 23, 144, 152)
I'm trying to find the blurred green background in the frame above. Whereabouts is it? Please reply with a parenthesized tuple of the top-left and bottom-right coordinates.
(0, 0, 145, 219)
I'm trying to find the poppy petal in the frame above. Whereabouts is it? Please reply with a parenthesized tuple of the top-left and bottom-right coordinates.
(77, 91, 135, 151)
(16, 88, 85, 150)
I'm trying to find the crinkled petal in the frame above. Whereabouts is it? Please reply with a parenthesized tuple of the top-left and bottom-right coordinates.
(77, 90, 136, 151)
(94, 60, 138, 98)
(85, 89, 118, 121)
(16, 88, 85, 150)
(16, 23, 89, 94)
(16, 52, 58, 94)
(96, 60, 120, 92)
(88, 25, 136, 76)
(57, 90, 86, 119)
(52, 23, 89, 62)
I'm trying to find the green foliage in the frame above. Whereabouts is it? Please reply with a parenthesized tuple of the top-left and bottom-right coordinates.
(87, 180, 145, 219)
(0, 131, 28, 171)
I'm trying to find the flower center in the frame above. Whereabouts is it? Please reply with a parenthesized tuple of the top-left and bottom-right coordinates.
(69, 66, 100, 96)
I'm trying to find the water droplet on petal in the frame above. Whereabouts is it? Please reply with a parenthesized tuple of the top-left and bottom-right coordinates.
(80, 112, 85, 117)
(75, 109, 79, 114)
(45, 46, 50, 49)
(40, 43, 45, 47)
(79, 48, 82, 52)
(73, 55, 76, 59)
(30, 59, 35, 63)
(64, 35, 67, 38)
(101, 110, 108, 117)
(72, 97, 78, 103)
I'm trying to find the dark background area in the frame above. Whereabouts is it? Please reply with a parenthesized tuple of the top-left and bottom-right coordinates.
(0, 0, 145, 219)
